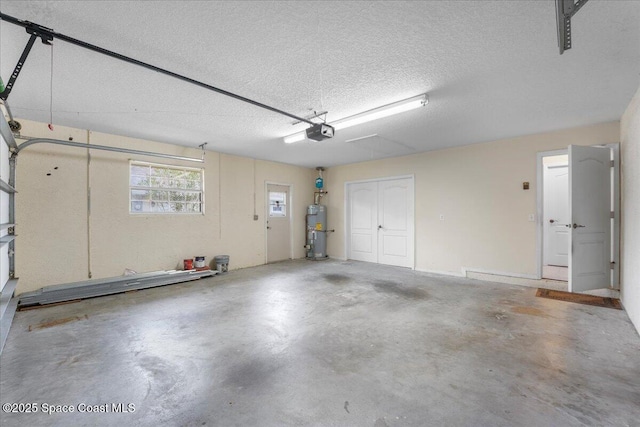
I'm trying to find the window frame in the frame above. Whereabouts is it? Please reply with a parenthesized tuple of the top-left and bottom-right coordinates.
(129, 160, 205, 215)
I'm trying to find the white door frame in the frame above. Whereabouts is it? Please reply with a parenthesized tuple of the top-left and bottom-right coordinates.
(535, 143, 620, 288)
(264, 181, 294, 263)
(344, 174, 415, 269)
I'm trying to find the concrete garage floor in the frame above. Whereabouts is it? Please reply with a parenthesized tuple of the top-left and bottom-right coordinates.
(1, 260, 639, 427)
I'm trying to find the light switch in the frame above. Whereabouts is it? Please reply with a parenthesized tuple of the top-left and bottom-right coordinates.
(439, 214, 445, 221)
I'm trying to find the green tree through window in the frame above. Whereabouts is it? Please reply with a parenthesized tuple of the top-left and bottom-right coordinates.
(130, 161, 204, 214)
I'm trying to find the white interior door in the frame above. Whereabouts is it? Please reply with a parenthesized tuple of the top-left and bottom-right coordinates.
(348, 181, 378, 263)
(378, 178, 414, 268)
(348, 177, 414, 268)
(266, 184, 291, 263)
(568, 145, 611, 293)
(543, 162, 569, 266)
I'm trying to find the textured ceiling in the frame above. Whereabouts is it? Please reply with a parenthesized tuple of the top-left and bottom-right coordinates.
(0, 1, 638, 168)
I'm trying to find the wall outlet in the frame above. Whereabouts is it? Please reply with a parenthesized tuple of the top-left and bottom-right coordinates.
(528, 214, 535, 222)
(439, 214, 445, 221)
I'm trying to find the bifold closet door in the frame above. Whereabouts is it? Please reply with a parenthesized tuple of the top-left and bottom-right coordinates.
(347, 177, 414, 268)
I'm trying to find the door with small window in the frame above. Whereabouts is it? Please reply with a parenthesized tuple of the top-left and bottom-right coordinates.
(266, 184, 291, 263)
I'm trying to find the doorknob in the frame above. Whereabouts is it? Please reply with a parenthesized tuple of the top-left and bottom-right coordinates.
(549, 219, 556, 223)
(378, 225, 383, 229)
(572, 223, 586, 229)
(266, 226, 271, 230)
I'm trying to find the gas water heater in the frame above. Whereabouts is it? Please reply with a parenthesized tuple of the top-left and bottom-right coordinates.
(306, 204, 327, 259)
(305, 167, 333, 260)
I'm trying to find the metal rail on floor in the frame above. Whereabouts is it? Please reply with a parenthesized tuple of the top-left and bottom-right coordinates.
(18, 269, 217, 308)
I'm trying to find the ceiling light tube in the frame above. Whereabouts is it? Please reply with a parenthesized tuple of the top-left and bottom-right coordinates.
(332, 94, 428, 130)
(282, 93, 428, 143)
(284, 131, 306, 144)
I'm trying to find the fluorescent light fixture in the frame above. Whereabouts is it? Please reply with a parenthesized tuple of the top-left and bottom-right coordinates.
(332, 94, 428, 130)
(282, 93, 428, 143)
(284, 131, 306, 144)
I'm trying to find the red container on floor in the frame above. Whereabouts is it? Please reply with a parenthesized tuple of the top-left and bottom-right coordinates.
(184, 259, 194, 270)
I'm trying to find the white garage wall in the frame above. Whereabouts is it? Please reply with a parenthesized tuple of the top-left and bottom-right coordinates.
(324, 122, 620, 278)
(621, 84, 640, 335)
(15, 124, 90, 290)
(14, 119, 315, 294)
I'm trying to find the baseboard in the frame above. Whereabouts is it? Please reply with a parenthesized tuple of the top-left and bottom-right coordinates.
(414, 268, 465, 278)
(464, 269, 567, 291)
(462, 267, 539, 280)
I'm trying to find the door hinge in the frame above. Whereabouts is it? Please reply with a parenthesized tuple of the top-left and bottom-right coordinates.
(610, 160, 615, 167)
(610, 211, 615, 219)
(610, 261, 616, 270)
